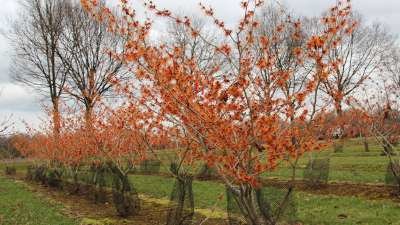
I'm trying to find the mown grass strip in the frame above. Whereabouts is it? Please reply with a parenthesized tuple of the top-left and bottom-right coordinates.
(0, 176, 78, 225)
(130, 174, 400, 225)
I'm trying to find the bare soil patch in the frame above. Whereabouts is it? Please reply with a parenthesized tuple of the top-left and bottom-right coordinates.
(263, 178, 400, 201)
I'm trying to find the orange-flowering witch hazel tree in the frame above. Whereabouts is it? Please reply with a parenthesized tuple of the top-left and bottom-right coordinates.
(86, 101, 160, 216)
(81, 0, 355, 224)
(14, 100, 159, 216)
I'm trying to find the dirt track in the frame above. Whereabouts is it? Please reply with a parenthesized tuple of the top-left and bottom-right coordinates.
(262, 179, 399, 201)
(144, 171, 400, 202)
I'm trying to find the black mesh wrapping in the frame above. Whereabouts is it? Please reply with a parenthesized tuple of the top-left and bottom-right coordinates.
(166, 163, 195, 225)
(303, 158, 330, 187)
(109, 165, 141, 217)
(226, 185, 297, 225)
(385, 160, 400, 188)
(139, 159, 161, 174)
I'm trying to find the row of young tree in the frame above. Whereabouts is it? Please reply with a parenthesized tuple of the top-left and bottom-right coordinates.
(7, 0, 400, 224)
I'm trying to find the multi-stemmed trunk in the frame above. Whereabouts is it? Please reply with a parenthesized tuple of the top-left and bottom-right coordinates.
(108, 164, 140, 217)
(388, 160, 400, 194)
(89, 163, 108, 204)
(166, 174, 194, 225)
(227, 184, 274, 225)
(363, 136, 369, 152)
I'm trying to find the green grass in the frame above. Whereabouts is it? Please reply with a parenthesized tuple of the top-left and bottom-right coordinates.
(152, 138, 396, 184)
(1, 138, 397, 185)
(130, 174, 226, 209)
(1, 156, 400, 225)
(298, 193, 400, 225)
(263, 140, 393, 184)
(130, 174, 400, 225)
(0, 161, 32, 172)
(0, 177, 78, 225)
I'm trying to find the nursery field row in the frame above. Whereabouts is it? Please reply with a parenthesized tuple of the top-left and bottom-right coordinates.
(1, 164, 400, 225)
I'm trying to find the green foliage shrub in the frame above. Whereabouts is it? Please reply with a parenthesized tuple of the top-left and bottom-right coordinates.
(138, 160, 161, 174)
(5, 166, 16, 176)
(303, 158, 330, 187)
(385, 160, 400, 188)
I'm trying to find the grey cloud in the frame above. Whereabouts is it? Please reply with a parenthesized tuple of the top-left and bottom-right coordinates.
(0, 0, 399, 131)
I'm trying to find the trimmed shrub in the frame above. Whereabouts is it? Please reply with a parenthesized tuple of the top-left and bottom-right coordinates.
(109, 165, 140, 217)
(46, 168, 63, 189)
(5, 166, 16, 176)
(385, 160, 400, 190)
(303, 158, 330, 188)
(138, 160, 161, 174)
(196, 164, 217, 180)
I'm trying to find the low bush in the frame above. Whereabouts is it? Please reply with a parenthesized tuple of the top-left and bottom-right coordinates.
(138, 160, 161, 174)
(385, 160, 400, 193)
(303, 158, 330, 188)
(109, 164, 140, 217)
(5, 166, 16, 176)
(46, 168, 63, 189)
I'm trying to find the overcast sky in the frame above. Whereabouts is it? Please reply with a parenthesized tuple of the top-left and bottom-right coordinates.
(1, 0, 400, 131)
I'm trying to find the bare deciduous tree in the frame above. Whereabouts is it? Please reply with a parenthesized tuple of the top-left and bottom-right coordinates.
(315, 14, 394, 151)
(321, 15, 394, 116)
(57, 1, 125, 127)
(0, 115, 13, 136)
(7, 0, 69, 137)
(166, 16, 222, 74)
(384, 45, 400, 90)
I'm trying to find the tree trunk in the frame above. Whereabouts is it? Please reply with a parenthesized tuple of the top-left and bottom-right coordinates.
(109, 164, 140, 217)
(71, 169, 80, 194)
(227, 184, 275, 225)
(166, 175, 194, 225)
(84, 104, 93, 130)
(389, 161, 400, 195)
(52, 97, 61, 139)
(89, 163, 108, 204)
(382, 139, 395, 156)
(334, 105, 345, 153)
(363, 136, 369, 152)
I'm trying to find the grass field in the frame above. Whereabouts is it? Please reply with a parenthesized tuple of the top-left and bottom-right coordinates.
(0, 172, 399, 225)
(0, 138, 399, 225)
(152, 138, 394, 184)
(0, 177, 77, 225)
(0, 138, 394, 185)
(129, 174, 400, 225)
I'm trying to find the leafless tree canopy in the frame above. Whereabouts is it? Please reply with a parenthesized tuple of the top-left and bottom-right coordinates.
(57, 1, 125, 121)
(8, 0, 127, 128)
(0, 115, 13, 136)
(321, 13, 395, 114)
(385, 46, 400, 90)
(8, 0, 68, 101)
(7, 0, 70, 135)
(256, 5, 309, 100)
